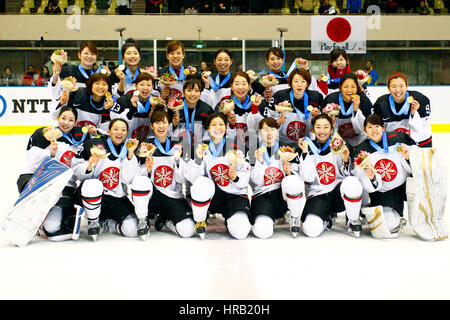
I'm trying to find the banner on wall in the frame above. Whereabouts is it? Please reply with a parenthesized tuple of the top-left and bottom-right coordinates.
(0, 87, 54, 127)
(311, 16, 366, 54)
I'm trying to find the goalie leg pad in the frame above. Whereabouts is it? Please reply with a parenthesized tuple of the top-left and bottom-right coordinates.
(362, 206, 397, 239)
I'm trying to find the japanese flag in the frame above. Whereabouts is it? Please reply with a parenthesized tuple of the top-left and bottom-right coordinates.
(311, 16, 366, 54)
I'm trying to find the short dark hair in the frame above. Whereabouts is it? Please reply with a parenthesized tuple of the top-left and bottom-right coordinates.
(265, 47, 284, 61)
(134, 72, 154, 85)
(206, 112, 227, 129)
(339, 73, 363, 95)
(58, 105, 78, 121)
(85, 73, 112, 96)
(183, 77, 203, 92)
(109, 118, 129, 131)
(150, 105, 170, 124)
(230, 71, 250, 86)
(364, 113, 384, 128)
(259, 117, 279, 130)
(166, 40, 185, 55)
(121, 38, 142, 58)
(79, 41, 98, 56)
(312, 113, 333, 128)
(329, 48, 349, 65)
(214, 49, 232, 61)
(288, 68, 312, 88)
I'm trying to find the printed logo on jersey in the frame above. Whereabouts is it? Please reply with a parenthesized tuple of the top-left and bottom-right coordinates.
(316, 162, 336, 185)
(286, 121, 306, 141)
(235, 122, 248, 143)
(77, 120, 95, 128)
(394, 128, 411, 136)
(153, 165, 174, 188)
(264, 167, 284, 186)
(132, 125, 149, 142)
(0, 95, 6, 118)
(210, 164, 230, 187)
(338, 122, 358, 139)
(60, 150, 76, 167)
(100, 167, 120, 190)
(375, 159, 397, 182)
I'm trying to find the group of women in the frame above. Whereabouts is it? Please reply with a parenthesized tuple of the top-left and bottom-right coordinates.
(17, 38, 434, 242)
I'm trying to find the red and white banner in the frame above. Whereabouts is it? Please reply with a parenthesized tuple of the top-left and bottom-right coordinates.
(311, 16, 366, 54)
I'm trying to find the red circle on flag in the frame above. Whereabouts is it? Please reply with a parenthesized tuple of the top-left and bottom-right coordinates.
(326, 17, 352, 43)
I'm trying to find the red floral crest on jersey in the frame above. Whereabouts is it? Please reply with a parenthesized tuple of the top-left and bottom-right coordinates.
(100, 167, 120, 190)
(153, 165, 174, 188)
(394, 128, 411, 136)
(235, 122, 248, 143)
(316, 162, 336, 185)
(210, 164, 230, 187)
(264, 167, 284, 186)
(60, 150, 76, 167)
(286, 121, 306, 141)
(338, 122, 358, 139)
(375, 159, 398, 182)
(132, 125, 149, 142)
(77, 120, 95, 128)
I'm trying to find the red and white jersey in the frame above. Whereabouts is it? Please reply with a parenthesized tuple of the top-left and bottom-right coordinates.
(299, 141, 351, 198)
(250, 148, 301, 197)
(131, 137, 204, 199)
(72, 138, 136, 198)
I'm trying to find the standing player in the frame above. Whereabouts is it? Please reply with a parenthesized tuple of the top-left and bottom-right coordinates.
(321, 73, 373, 147)
(200, 49, 233, 109)
(297, 114, 364, 238)
(266, 69, 322, 145)
(317, 48, 352, 96)
(53, 73, 114, 136)
(110, 72, 157, 141)
(17, 106, 90, 241)
(372, 72, 432, 147)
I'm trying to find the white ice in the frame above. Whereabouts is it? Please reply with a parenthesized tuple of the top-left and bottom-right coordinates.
(0, 134, 449, 300)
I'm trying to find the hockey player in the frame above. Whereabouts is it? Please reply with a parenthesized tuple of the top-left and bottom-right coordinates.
(352, 114, 417, 238)
(265, 68, 323, 145)
(321, 73, 373, 147)
(72, 118, 142, 241)
(110, 72, 157, 141)
(52, 73, 114, 136)
(17, 106, 90, 241)
(170, 77, 214, 160)
(49, 42, 107, 99)
(372, 72, 432, 147)
(249, 117, 305, 239)
(157, 40, 191, 102)
(317, 48, 351, 96)
(128, 106, 199, 238)
(109, 38, 148, 98)
(200, 49, 233, 109)
(189, 113, 252, 240)
(213, 71, 264, 144)
(298, 114, 364, 238)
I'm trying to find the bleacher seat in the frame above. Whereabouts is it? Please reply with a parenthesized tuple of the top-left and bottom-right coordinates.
(88, 0, 96, 14)
(74, 0, 85, 10)
(19, 6, 31, 14)
(108, 0, 117, 14)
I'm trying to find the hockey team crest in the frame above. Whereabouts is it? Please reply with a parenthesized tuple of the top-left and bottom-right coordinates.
(210, 164, 230, 187)
(60, 150, 76, 167)
(154, 165, 174, 188)
(0, 157, 73, 247)
(286, 121, 306, 141)
(316, 162, 336, 185)
(375, 159, 397, 182)
(264, 167, 284, 186)
(100, 167, 120, 190)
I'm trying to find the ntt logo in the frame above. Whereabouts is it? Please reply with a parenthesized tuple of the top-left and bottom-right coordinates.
(0, 95, 6, 118)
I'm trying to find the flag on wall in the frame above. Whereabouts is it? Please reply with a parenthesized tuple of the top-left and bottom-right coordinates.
(311, 16, 366, 54)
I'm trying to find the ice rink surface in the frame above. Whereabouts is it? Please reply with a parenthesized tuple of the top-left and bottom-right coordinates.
(0, 133, 449, 300)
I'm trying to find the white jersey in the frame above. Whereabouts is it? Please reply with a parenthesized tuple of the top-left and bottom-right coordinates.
(72, 137, 136, 198)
